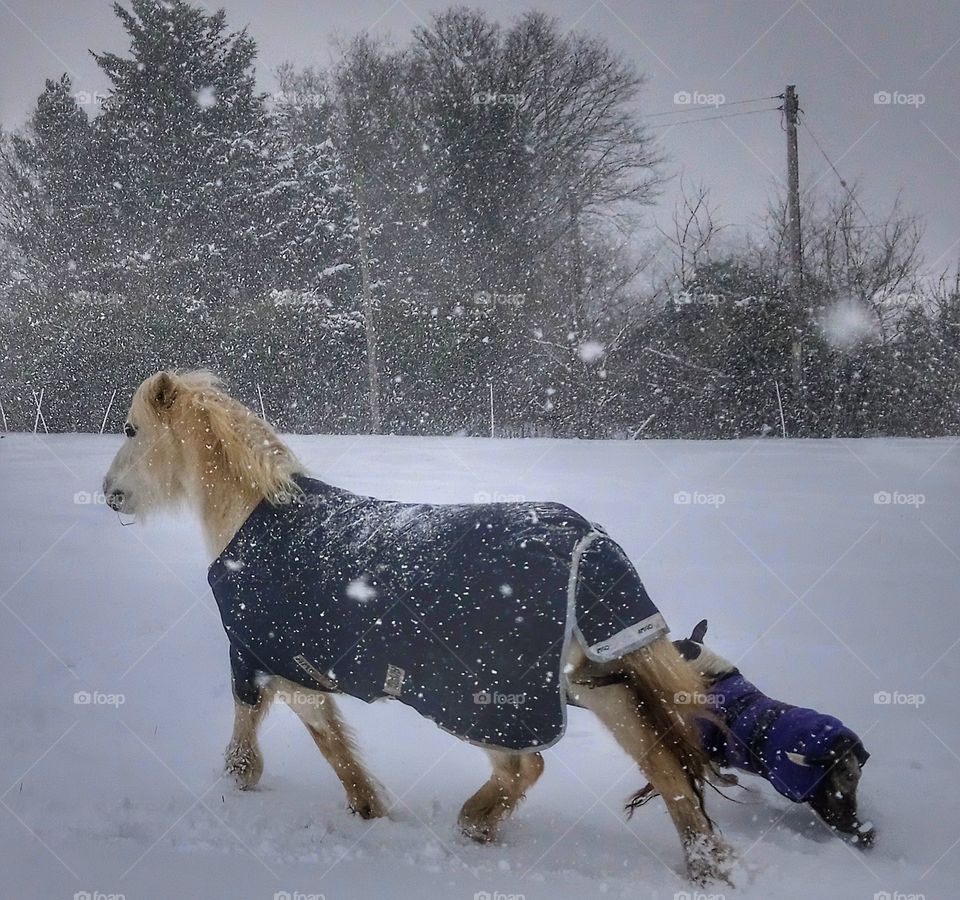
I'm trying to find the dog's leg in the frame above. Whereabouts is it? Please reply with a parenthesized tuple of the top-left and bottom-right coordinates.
(458, 749, 544, 843)
(567, 642, 733, 885)
(273, 679, 386, 820)
(224, 690, 272, 790)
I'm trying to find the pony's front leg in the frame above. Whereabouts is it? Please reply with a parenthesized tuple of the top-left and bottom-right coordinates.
(458, 749, 544, 842)
(224, 689, 273, 790)
(272, 678, 386, 820)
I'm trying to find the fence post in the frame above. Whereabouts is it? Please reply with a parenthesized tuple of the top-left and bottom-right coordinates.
(256, 383, 267, 422)
(488, 382, 495, 438)
(100, 388, 118, 434)
(774, 380, 787, 438)
(0, 397, 7, 431)
(32, 388, 49, 434)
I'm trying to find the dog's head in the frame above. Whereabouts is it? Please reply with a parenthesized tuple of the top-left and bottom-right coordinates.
(807, 734, 875, 846)
(673, 619, 739, 685)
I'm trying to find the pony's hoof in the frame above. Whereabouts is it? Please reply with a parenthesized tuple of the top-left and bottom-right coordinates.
(685, 834, 735, 886)
(224, 744, 263, 790)
(458, 809, 498, 843)
(349, 796, 386, 820)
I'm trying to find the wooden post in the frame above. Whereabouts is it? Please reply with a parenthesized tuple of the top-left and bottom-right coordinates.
(0, 397, 7, 431)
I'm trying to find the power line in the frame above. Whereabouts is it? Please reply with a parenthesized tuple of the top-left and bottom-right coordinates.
(644, 94, 782, 118)
(800, 118, 873, 225)
(647, 105, 781, 129)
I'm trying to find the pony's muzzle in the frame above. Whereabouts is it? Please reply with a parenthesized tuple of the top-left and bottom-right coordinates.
(103, 478, 128, 512)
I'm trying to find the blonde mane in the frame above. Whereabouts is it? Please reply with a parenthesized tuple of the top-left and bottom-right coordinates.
(132, 369, 304, 555)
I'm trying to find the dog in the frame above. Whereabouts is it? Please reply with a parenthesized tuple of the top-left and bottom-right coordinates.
(670, 619, 875, 846)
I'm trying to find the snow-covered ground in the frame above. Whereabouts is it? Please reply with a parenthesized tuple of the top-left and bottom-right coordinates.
(1, 433, 958, 900)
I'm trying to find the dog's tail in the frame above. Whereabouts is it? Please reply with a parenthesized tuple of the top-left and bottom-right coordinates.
(619, 636, 713, 823)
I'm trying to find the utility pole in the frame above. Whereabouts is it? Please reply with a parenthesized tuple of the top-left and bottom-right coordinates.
(784, 84, 804, 405)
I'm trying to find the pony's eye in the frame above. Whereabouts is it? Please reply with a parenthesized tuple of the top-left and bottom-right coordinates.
(124, 422, 137, 438)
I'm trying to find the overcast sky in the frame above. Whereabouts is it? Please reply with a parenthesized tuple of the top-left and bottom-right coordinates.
(2, 0, 958, 276)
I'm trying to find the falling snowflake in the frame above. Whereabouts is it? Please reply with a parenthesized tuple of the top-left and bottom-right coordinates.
(346, 576, 377, 603)
(577, 340, 605, 363)
(195, 85, 217, 108)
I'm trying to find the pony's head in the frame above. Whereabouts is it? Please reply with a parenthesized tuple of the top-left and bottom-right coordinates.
(103, 371, 302, 543)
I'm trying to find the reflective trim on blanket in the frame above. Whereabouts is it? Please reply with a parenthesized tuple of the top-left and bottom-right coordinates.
(569, 531, 670, 662)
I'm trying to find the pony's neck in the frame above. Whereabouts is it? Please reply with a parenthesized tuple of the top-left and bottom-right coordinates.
(195, 473, 263, 561)
(198, 486, 260, 561)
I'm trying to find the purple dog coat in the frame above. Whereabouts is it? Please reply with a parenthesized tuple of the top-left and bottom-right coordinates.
(702, 673, 869, 802)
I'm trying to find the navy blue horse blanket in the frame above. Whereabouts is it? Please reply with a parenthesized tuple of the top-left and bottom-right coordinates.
(703, 673, 870, 801)
(208, 476, 667, 752)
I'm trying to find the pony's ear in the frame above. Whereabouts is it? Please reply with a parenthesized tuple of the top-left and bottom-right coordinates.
(690, 619, 708, 642)
(149, 371, 180, 413)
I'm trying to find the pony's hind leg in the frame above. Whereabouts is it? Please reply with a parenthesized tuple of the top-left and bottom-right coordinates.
(567, 639, 733, 885)
(224, 688, 273, 790)
(458, 749, 544, 843)
(272, 678, 386, 820)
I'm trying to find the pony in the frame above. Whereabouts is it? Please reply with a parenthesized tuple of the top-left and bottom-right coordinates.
(102, 369, 734, 884)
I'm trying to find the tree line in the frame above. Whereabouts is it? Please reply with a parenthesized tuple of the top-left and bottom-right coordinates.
(1, 0, 957, 437)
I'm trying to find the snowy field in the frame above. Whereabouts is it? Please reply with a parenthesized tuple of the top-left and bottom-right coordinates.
(1, 432, 958, 900)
